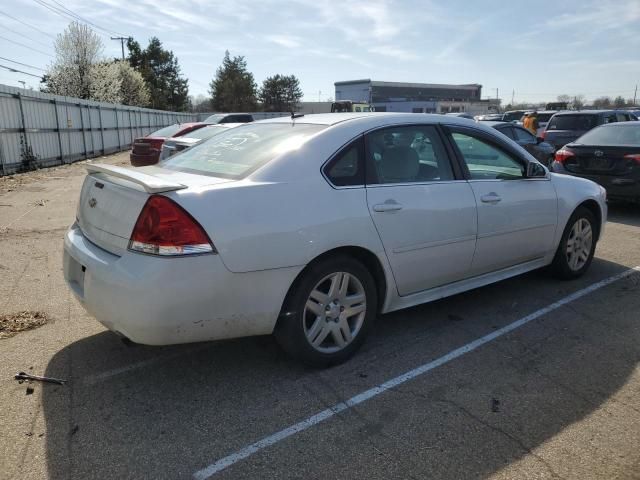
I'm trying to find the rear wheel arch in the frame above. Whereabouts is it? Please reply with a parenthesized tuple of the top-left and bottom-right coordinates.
(278, 246, 388, 319)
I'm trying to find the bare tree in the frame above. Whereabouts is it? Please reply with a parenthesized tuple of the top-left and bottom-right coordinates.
(44, 22, 103, 99)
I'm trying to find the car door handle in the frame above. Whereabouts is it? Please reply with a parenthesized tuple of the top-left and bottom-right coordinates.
(480, 193, 502, 204)
(372, 201, 403, 212)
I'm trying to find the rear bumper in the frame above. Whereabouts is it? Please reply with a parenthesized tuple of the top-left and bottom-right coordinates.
(63, 223, 301, 345)
(130, 151, 160, 167)
(551, 162, 640, 200)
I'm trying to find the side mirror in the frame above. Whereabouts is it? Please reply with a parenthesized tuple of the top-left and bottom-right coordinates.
(526, 162, 547, 178)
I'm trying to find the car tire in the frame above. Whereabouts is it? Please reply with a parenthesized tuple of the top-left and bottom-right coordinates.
(274, 256, 377, 367)
(550, 207, 597, 279)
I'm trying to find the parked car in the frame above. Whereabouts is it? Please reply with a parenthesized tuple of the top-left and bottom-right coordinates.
(159, 124, 242, 162)
(203, 113, 254, 124)
(542, 110, 637, 151)
(532, 110, 557, 136)
(475, 113, 504, 121)
(552, 122, 640, 202)
(486, 121, 556, 166)
(502, 110, 527, 123)
(64, 113, 606, 366)
(445, 112, 474, 119)
(130, 123, 208, 167)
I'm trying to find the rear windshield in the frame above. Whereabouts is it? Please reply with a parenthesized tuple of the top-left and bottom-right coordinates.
(547, 114, 598, 131)
(503, 112, 524, 122)
(149, 124, 182, 138)
(576, 124, 640, 146)
(160, 123, 326, 179)
(181, 125, 227, 140)
(536, 113, 554, 122)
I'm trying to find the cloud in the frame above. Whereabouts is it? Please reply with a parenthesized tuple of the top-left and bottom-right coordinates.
(368, 45, 419, 61)
(265, 35, 302, 49)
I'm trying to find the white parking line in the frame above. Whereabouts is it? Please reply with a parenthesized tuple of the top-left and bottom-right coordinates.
(193, 265, 640, 480)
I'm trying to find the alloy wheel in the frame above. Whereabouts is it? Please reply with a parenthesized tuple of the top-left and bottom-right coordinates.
(303, 272, 367, 353)
(566, 218, 593, 271)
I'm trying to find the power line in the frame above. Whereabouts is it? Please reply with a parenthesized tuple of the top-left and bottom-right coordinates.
(32, 0, 126, 37)
(0, 64, 43, 79)
(0, 34, 54, 57)
(0, 11, 55, 39)
(0, 24, 52, 48)
(0, 56, 46, 72)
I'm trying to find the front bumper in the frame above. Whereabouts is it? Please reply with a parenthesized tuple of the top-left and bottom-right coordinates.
(63, 224, 301, 345)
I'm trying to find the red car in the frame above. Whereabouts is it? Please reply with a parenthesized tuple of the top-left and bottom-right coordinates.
(130, 123, 208, 166)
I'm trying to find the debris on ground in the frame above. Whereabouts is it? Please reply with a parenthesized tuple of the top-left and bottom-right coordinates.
(491, 397, 501, 413)
(14, 372, 66, 385)
(0, 311, 48, 339)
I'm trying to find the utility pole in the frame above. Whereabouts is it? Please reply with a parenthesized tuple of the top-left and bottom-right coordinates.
(511, 89, 515, 105)
(18, 80, 25, 89)
(111, 36, 129, 61)
(318, 90, 321, 102)
(634, 84, 638, 106)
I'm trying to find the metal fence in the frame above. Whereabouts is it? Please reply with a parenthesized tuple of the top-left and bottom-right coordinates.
(0, 84, 197, 176)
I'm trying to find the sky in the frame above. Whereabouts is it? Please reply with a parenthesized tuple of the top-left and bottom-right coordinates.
(1, 0, 639, 105)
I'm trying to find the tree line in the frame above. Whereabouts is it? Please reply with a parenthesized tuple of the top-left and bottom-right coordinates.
(41, 22, 303, 113)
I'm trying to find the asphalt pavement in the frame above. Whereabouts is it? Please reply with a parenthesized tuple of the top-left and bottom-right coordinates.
(0, 153, 639, 479)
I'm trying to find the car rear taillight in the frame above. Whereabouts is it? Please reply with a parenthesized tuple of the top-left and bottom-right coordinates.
(129, 195, 215, 256)
(623, 154, 640, 164)
(555, 148, 575, 163)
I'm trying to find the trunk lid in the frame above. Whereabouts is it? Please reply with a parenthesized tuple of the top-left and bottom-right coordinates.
(77, 164, 231, 255)
(564, 145, 639, 176)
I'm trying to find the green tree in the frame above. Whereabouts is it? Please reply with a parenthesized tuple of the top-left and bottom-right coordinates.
(127, 37, 189, 111)
(613, 96, 626, 108)
(259, 74, 303, 112)
(209, 51, 257, 112)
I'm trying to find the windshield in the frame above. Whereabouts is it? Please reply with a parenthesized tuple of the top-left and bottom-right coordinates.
(149, 124, 182, 138)
(181, 125, 227, 140)
(547, 114, 598, 131)
(204, 114, 226, 123)
(160, 123, 326, 179)
(575, 124, 640, 146)
(503, 112, 524, 122)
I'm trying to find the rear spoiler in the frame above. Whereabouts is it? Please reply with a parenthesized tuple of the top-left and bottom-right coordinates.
(86, 163, 187, 194)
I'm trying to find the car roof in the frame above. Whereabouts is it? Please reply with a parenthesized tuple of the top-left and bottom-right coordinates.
(552, 110, 624, 116)
(257, 112, 484, 127)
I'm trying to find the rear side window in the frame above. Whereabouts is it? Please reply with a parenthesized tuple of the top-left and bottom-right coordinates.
(365, 125, 454, 184)
(323, 138, 365, 187)
(547, 115, 598, 131)
(536, 113, 554, 123)
(161, 123, 326, 179)
(513, 127, 536, 143)
(149, 124, 182, 138)
(495, 126, 515, 139)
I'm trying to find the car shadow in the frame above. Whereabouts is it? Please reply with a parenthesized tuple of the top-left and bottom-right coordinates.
(607, 201, 640, 227)
(42, 257, 639, 479)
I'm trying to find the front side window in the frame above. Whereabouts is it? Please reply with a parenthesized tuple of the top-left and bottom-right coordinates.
(547, 114, 598, 131)
(450, 132, 525, 180)
(161, 123, 326, 179)
(365, 125, 454, 184)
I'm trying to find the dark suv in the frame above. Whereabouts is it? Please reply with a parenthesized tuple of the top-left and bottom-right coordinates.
(543, 110, 636, 151)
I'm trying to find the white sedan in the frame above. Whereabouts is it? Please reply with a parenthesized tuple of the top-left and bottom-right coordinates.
(63, 113, 607, 366)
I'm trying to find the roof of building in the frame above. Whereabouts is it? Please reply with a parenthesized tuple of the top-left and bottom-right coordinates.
(334, 79, 482, 90)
